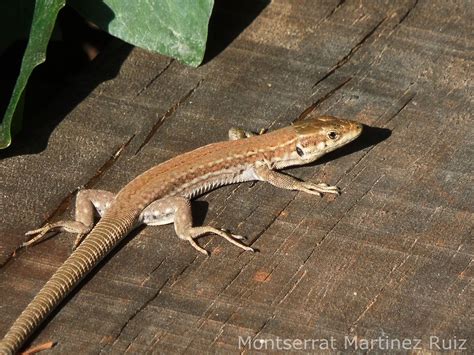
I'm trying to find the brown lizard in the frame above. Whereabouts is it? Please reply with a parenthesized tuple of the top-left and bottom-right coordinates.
(0, 115, 362, 353)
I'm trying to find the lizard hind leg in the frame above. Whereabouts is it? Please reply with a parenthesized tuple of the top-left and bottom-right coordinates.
(23, 189, 115, 249)
(145, 196, 254, 255)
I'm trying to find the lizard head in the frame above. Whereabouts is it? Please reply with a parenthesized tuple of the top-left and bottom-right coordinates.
(274, 116, 362, 169)
(293, 115, 363, 161)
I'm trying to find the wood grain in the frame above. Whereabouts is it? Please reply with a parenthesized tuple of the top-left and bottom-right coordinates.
(0, 0, 471, 353)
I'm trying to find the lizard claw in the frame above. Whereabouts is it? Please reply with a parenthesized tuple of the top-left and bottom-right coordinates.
(185, 226, 254, 254)
(299, 182, 340, 196)
(220, 228, 247, 240)
(25, 224, 52, 236)
(214, 229, 253, 251)
(23, 221, 91, 248)
(23, 224, 57, 248)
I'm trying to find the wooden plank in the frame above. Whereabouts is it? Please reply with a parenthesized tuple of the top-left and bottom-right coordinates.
(0, 0, 472, 353)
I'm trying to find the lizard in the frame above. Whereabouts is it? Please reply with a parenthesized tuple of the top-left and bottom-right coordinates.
(0, 115, 362, 354)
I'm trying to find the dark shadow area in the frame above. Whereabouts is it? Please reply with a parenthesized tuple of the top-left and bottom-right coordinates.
(203, 0, 270, 64)
(305, 124, 392, 168)
(191, 200, 210, 227)
(0, 4, 127, 159)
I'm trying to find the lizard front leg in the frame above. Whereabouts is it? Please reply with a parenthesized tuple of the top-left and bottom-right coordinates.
(24, 189, 115, 248)
(228, 127, 266, 140)
(140, 196, 254, 255)
(254, 166, 340, 196)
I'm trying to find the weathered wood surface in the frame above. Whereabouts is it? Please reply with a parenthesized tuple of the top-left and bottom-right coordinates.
(0, 0, 472, 353)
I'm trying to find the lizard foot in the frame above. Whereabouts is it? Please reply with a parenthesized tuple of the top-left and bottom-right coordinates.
(23, 221, 90, 248)
(297, 182, 340, 196)
(183, 226, 254, 255)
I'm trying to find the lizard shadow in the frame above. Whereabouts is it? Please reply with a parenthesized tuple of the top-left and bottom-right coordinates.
(191, 200, 211, 227)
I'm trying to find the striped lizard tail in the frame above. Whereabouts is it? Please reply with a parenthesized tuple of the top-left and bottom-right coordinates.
(0, 214, 136, 354)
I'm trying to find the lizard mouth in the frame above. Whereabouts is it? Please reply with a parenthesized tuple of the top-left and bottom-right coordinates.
(341, 121, 363, 145)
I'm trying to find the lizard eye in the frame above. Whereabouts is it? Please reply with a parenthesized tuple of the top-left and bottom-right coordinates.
(327, 131, 338, 140)
(296, 146, 304, 157)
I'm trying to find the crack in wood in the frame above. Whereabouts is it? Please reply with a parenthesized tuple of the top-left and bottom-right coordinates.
(249, 195, 296, 246)
(347, 163, 452, 333)
(384, 92, 416, 125)
(252, 313, 276, 341)
(347, 160, 452, 333)
(169, 254, 201, 287)
(397, 0, 419, 26)
(135, 79, 204, 155)
(206, 309, 235, 348)
(360, 1, 420, 78)
(140, 257, 167, 287)
(84, 134, 136, 190)
(326, 0, 346, 19)
(123, 332, 140, 353)
(180, 276, 241, 351)
(198, 306, 235, 350)
(300, 173, 380, 269)
(184, 258, 255, 351)
(313, 17, 386, 89)
(348, 233, 420, 333)
(134, 59, 174, 98)
(297, 77, 352, 121)
(107, 274, 172, 352)
(277, 269, 307, 305)
(449, 260, 472, 296)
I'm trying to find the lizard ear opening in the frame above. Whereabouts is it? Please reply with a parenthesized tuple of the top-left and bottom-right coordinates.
(296, 146, 304, 157)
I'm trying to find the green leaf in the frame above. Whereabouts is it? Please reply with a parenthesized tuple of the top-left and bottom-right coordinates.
(0, 0, 66, 149)
(70, 0, 214, 67)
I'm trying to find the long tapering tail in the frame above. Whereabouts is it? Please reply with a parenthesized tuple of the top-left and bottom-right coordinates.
(0, 214, 135, 354)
